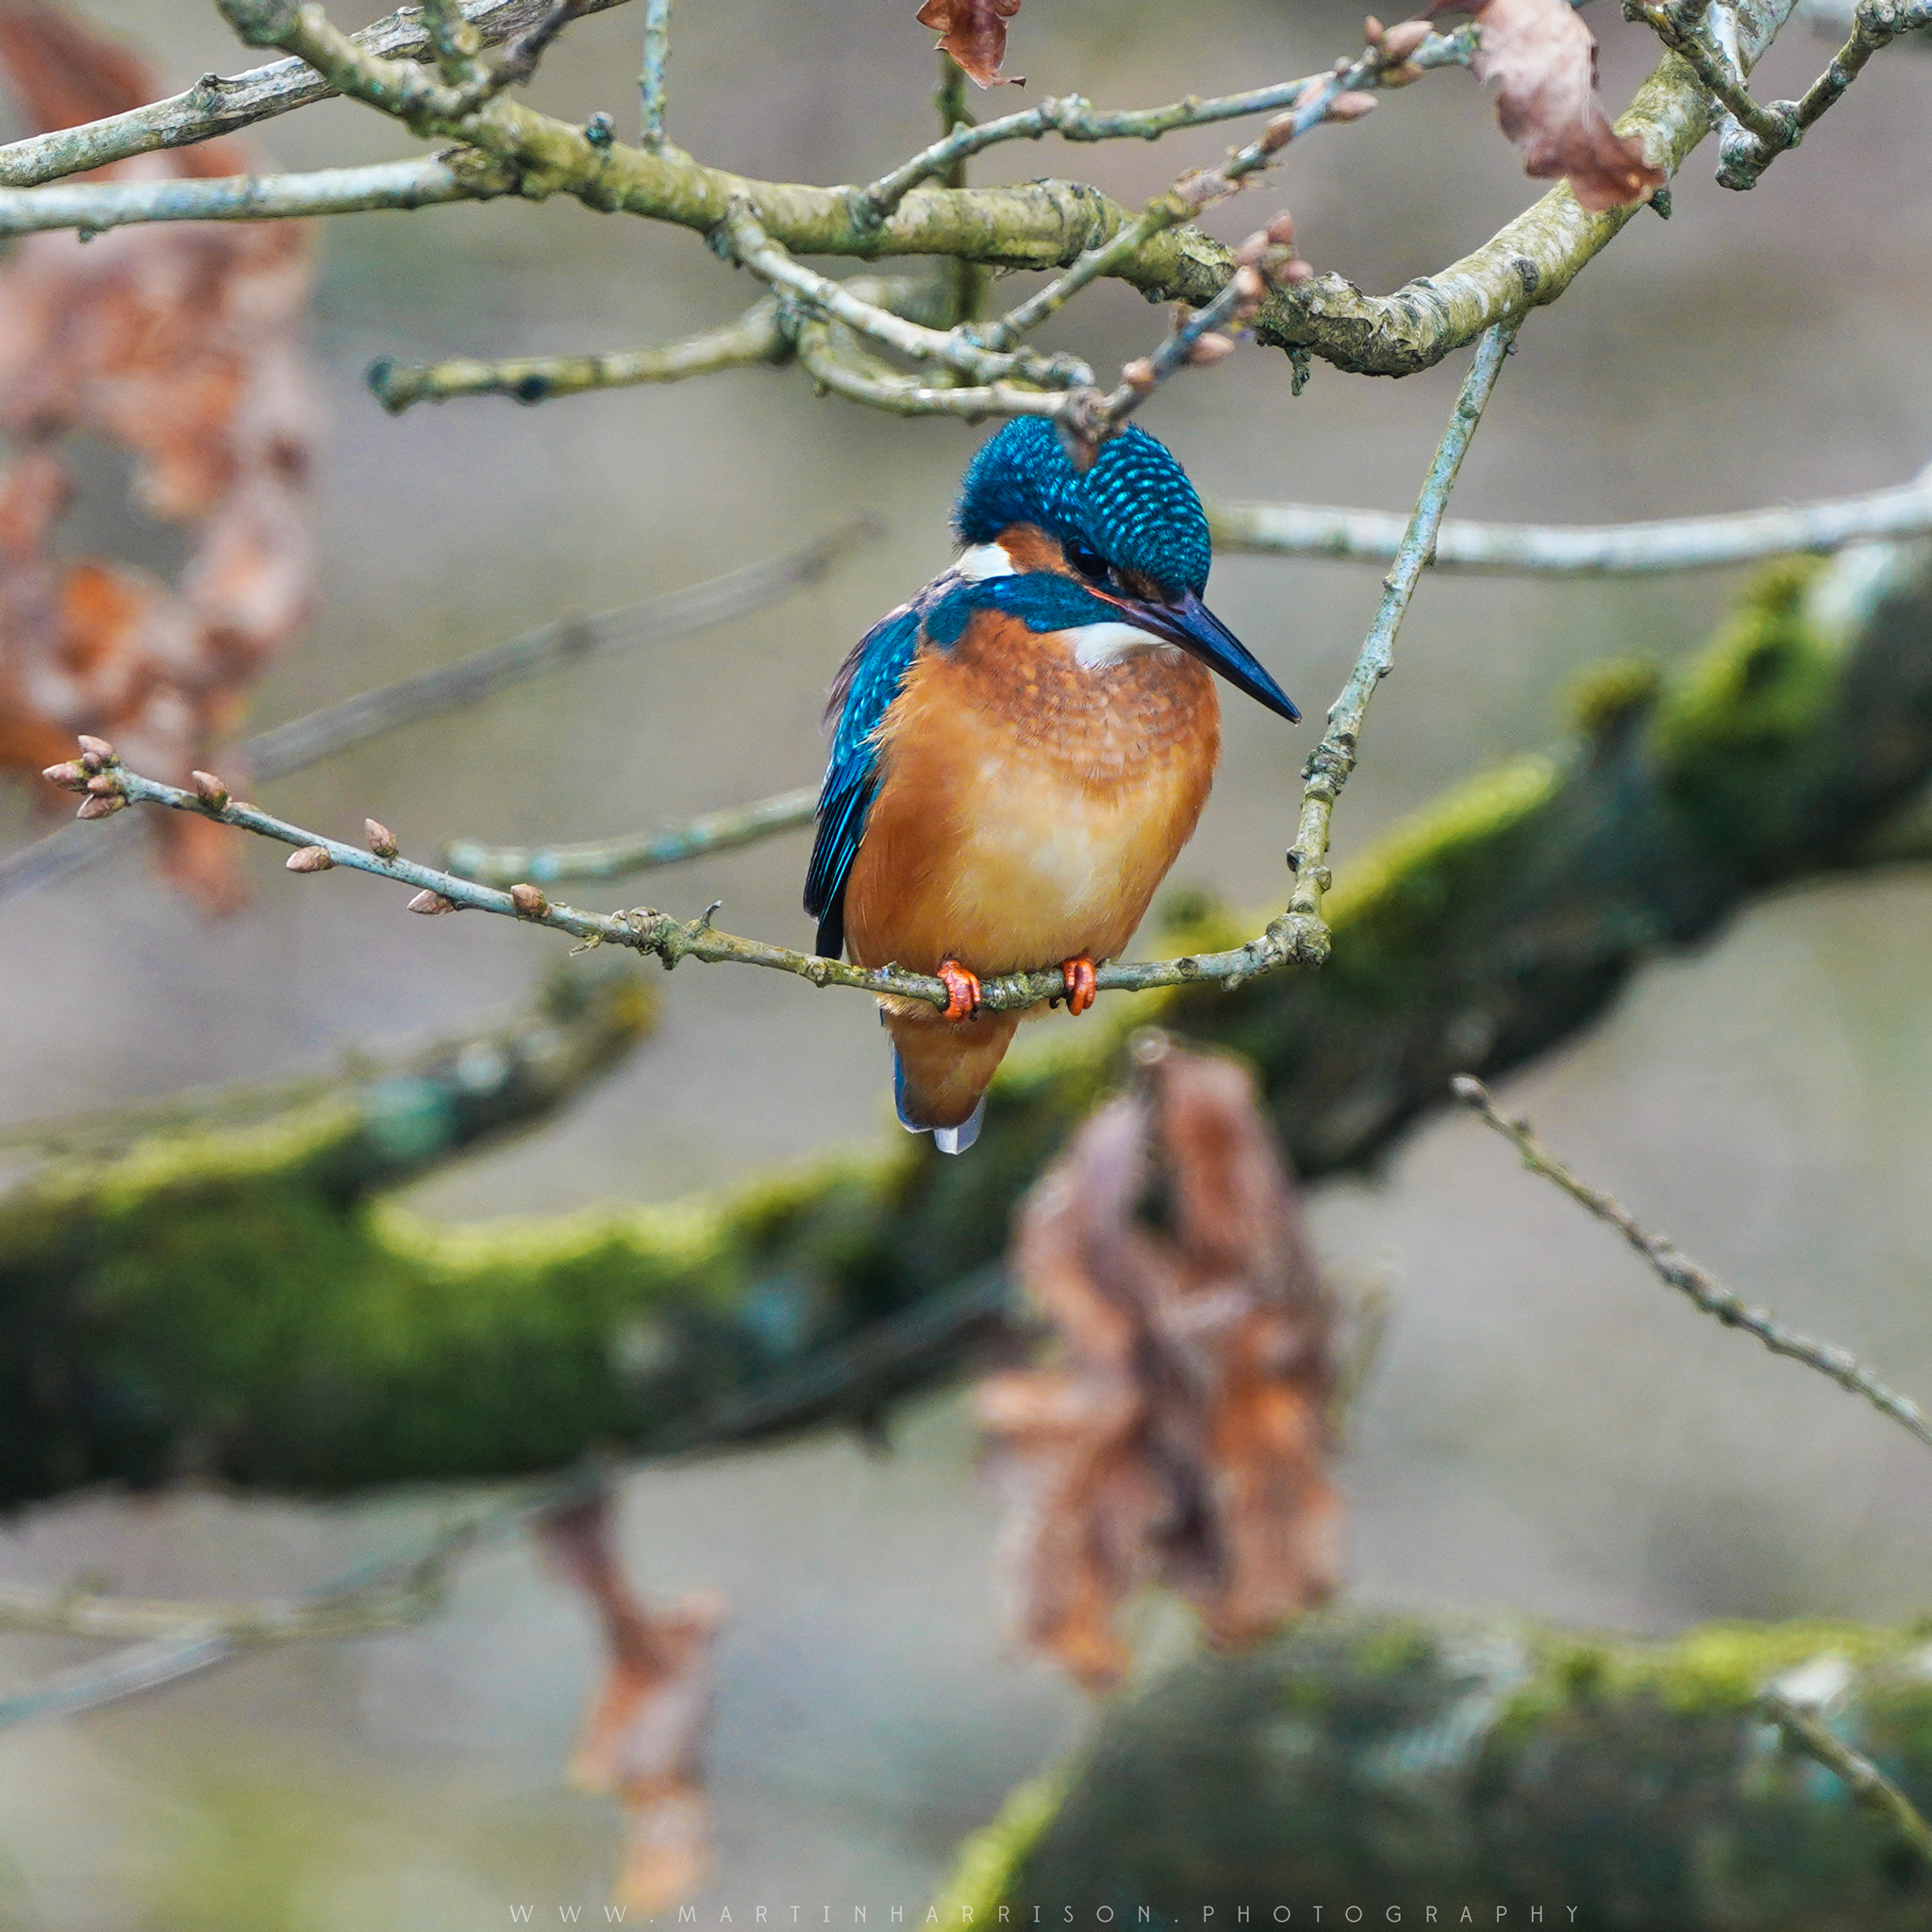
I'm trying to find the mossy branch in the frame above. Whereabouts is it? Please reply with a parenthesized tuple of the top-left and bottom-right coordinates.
(943, 1605, 1932, 1924)
(5, 531, 1931, 1507)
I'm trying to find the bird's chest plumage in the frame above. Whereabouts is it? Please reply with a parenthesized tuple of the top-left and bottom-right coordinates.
(841, 612, 1220, 977)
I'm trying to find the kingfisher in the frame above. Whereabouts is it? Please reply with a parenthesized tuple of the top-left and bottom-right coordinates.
(806, 417, 1299, 1156)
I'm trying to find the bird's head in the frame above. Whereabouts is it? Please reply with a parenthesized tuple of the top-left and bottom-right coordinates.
(952, 418, 1299, 723)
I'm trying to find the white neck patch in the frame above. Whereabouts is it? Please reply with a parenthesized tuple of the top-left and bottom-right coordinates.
(1069, 621, 1174, 671)
(956, 541, 1016, 581)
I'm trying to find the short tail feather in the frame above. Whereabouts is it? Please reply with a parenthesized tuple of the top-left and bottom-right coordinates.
(889, 1010, 1017, 1155)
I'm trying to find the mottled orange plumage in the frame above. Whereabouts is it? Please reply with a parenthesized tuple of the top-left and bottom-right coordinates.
(844, 580, 1220, 1132)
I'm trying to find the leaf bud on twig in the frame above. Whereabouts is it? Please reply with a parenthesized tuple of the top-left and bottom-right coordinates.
(1380, 18, 1433, 61)
(192, 771, 230, 810)
(1232, 264, 1269, 307)
(509, 882, 550, 919)
(41, 761, 89, 792)
(85, 772, 123, 796)
(75, 734, 117, 764)
(1326, 92, 1379, 122)
(1364, 14, 1386, 42)
(286, 844, 335, 873)
(1186, 333, 1237, 367)
(1119, 357, 1158, 395)
(75, 794, 126, 819)
(407, 889, 458, 915)
(365, 819, 399, 859)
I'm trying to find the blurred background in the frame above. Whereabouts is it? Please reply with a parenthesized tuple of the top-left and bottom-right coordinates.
(0, 0, 1929, 1922)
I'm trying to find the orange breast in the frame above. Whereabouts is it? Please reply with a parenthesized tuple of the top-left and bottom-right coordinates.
(841, 610, 1219, 981)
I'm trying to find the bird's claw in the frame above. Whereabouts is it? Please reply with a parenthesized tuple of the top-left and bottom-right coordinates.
(1061, 954, 1097, 1016)
(937, 958, 982, 1023)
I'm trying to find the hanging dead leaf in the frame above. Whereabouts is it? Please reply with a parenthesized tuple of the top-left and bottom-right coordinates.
(916, 0, 1024, 89)
(1431, 0, 1665, 213)
(539, 1487, 724, 1916)
(0, 0, 317, 911)
(976, 1039, 1341, 1690)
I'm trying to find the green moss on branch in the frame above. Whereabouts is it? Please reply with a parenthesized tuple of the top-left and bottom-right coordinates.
(945, 1605, 1932, 1926)
(3, 540, 1928, 1504)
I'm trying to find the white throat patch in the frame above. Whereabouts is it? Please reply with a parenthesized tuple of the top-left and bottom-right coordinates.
(955, 542, 1016, 581)
(1069, 620, 1174, 670)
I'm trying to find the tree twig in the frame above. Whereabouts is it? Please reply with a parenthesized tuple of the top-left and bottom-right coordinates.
(1758, 1690, 1932, 1866)
(857, 26, 1476, 226)
(1284, 321, 1520, 935)
(1453, 1075, 1932, 1457)
(1208, 467, 1932, 574)
(638, 0, 671, 150)
(445, 786, 819, 887)
(367, 297, 788, 411)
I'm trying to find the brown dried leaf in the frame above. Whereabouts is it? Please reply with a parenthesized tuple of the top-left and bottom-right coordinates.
(976, 1041, 1342, 1690)
(0, 1, 318, 912)
(916, 0, 1024, 88)
(1435, 0, 1666, 213)
(539, 1489, 724, 1916)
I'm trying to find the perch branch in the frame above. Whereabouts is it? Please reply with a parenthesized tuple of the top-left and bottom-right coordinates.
(1453, 1076, 1932, 1457)
(1208, 468, 1932, 574)
(1284, 321, 1520, 932)
(445, 785, 819, 887)
(65, 753, 1335, 1011)
(1758, 1690, 1932, 1867)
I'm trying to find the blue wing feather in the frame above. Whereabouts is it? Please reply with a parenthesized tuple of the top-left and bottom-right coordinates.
(805, 599, 925, 958)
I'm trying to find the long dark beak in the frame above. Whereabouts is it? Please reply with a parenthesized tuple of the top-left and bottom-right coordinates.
(1106, 588, 1300, 723)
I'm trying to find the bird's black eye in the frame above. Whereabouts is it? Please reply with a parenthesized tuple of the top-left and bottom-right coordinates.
(1065, 539, 1109, 584)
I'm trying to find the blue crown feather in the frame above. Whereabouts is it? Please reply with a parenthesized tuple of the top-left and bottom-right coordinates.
(953, 418, 1212, 596)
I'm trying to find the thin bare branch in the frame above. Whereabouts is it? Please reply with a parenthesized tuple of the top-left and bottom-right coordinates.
(639, 0, 671, 150)
(446, 786, 818, 887)
(0, 154, 506, 239)
(792, 317, 1069, 424)
(369, 297, 787, 411)
(858, 26, 1476, 225)
(68, 752, 1332, 1011)
(1208, 467, 1932, 575)
(0, 0, 631, 188)
(1284, 321, 1520, 935)
(717, 204, 1091, 393)
(1627, 0, 1929, 187)
(1758, 1690, 1932, 1867)
(1453, 1076, 1932, 1457)
(975, 26, 1467, 358)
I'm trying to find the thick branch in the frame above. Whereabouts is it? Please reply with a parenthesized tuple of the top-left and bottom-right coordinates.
(1209, 468, 1932, 574)
(942, 1605, 1932, 1923)
(0, 2, 1798, 380)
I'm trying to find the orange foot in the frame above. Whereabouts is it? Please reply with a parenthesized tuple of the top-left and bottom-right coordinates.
(936, 958, 982, 1023)
(1060, 954, 1097, 1016)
